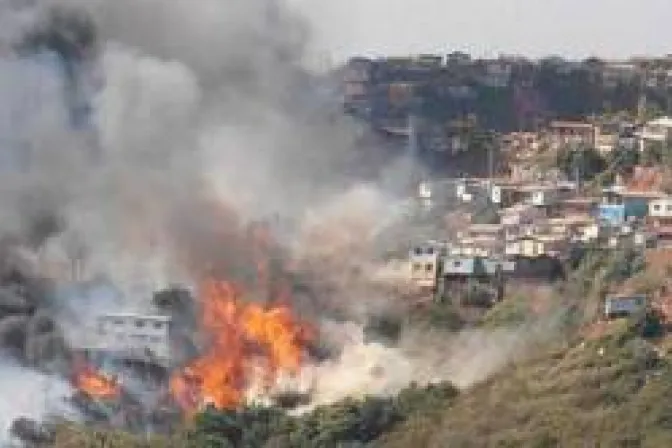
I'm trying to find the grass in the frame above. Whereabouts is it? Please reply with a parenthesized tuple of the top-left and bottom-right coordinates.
(376, 322, 672, 448)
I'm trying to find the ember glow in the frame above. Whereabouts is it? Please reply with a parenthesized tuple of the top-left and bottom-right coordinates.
(73, 361, 121, 400)
(170, 280, 314, 415)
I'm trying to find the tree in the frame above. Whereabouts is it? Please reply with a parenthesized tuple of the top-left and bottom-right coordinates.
(642, 141, 663, 166)
(557, 146, 607, 182)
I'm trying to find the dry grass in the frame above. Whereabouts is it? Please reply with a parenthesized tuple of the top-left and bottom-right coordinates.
(377, 323, 672, 448)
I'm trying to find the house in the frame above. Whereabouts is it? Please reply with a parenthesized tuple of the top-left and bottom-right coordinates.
(481, 60, 512, 88)
(500, 203, 546, 226)
(577, 222, 601, 243)
(454, 178, 507, 205)
(451, 224, 504, 257)
(596, 223, 653, 250)
(601, 63, 639, 89)
(622, 191, 663, 216)
(648, 196, 672, 225)
(537, 216, 593, 239)
(548, 121, 596, 150)
(515, 184, 568, 208)
(510, 234, 569, 259)
(445, 51, 471, 66)
(509, 254, 566, 281)
(597, 202, 627, 226)
(437, 256, 512, 306)
(461, 224, 504, 239)
(501, 132, 543, 156)
(604, 294, 647, 319)
(442, 256, 485, 277)
(554, 197, 598, 217)
(408, 241, 450, 290)
(483, 258, 516, 276)
(593, 122, 620, 155)
(638, 116, 672, 153)
(76, 313, 172, 366)
(653, 226, 672, 248)
(646, 197, 672, 247)
(416, 54, 443, 67)
(597, 188, 653, 226)
(343, 57, 373, 111)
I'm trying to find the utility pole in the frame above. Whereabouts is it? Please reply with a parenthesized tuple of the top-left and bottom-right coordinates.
(407, 99, 422, 195)
(487, 137, 494, 181)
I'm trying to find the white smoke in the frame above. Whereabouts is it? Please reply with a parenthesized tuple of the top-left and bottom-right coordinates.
(300, 314, 564, 410)
(0, 360, 76, 445)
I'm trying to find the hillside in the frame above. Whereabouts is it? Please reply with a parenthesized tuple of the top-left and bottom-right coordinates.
(40, 247, 672, 448)
(43, 316, 672, 448)
(376, 322, 672, 448)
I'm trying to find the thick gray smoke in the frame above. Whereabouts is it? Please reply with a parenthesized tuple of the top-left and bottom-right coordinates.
(0, 0, 378, 295)
(0, 0, 390, 437)
(0, 0, 556, 439)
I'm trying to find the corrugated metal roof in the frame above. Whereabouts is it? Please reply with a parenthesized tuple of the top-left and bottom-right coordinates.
(442, 257, 481, 275)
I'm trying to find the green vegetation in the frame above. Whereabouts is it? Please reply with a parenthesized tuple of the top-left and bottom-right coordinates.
(377, 326, 672, 448)
(481, 294, 533, 328)
(58, 323, 667, 448)
(556, 145, 608, 182)
(406, 301, 465, 332)
(48, 239, 672, 448)
(52, 384, 459, 448)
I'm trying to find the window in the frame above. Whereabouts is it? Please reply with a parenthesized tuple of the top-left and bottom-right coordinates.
(135, 320, 145, 328)
(426, 247, 435, 255)
(149, 336, 163, 343)
(425, 263, 434, 272)
(412, 263, 422, 272)
(113, 319, 124, 326)
(153, 322, 164, 330)
(453, 261, 462, 267)
(654, 204, 661, 211)
(667, 205, 672, 212)
(414, 248, 423, 255)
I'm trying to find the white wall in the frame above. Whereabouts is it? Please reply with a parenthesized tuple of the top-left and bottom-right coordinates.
(649, 198, 672, 217)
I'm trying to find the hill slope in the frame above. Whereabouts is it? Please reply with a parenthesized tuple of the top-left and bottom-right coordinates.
(376, 321, 672, 448)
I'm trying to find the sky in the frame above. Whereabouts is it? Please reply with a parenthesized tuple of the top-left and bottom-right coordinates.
(295, 0, 672, 63)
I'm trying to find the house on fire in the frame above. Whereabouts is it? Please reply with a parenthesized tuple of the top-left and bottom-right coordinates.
(74, 313, 172, 368)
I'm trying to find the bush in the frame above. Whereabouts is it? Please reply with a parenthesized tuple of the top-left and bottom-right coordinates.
(407, 302, 464, 331)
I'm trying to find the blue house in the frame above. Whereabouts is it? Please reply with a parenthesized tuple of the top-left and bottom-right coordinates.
(597, 189, 650, 226)
(597, 203, 626, 226)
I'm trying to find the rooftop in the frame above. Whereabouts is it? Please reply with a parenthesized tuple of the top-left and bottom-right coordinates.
(647, 116, 672, 128)
(99, 313, 172, 322)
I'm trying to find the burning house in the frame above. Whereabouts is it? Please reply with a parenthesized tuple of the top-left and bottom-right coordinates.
(73, 313, 172, 368)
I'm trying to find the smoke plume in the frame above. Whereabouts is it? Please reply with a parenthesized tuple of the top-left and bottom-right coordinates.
(0, 0, 565, 438)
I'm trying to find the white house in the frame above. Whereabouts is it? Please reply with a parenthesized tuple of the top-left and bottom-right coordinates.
(638, 116, 672, 152)
(518, 185, 560, 207)
(499, 203, 546, 226)
(409, 242, 448, 289)
(78, 313, 172, 365)
(648, 196, 672, 218)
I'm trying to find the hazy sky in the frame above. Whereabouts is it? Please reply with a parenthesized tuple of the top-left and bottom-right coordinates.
(296, 0, 672, 62)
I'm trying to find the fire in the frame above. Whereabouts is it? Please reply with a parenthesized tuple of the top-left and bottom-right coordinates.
(170, 279, 313, 415)
(73, 361, 121, 400)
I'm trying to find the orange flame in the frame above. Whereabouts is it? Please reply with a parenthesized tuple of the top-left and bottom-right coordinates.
(73, 362, 121, 400)
(170, 279, 313, 415)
